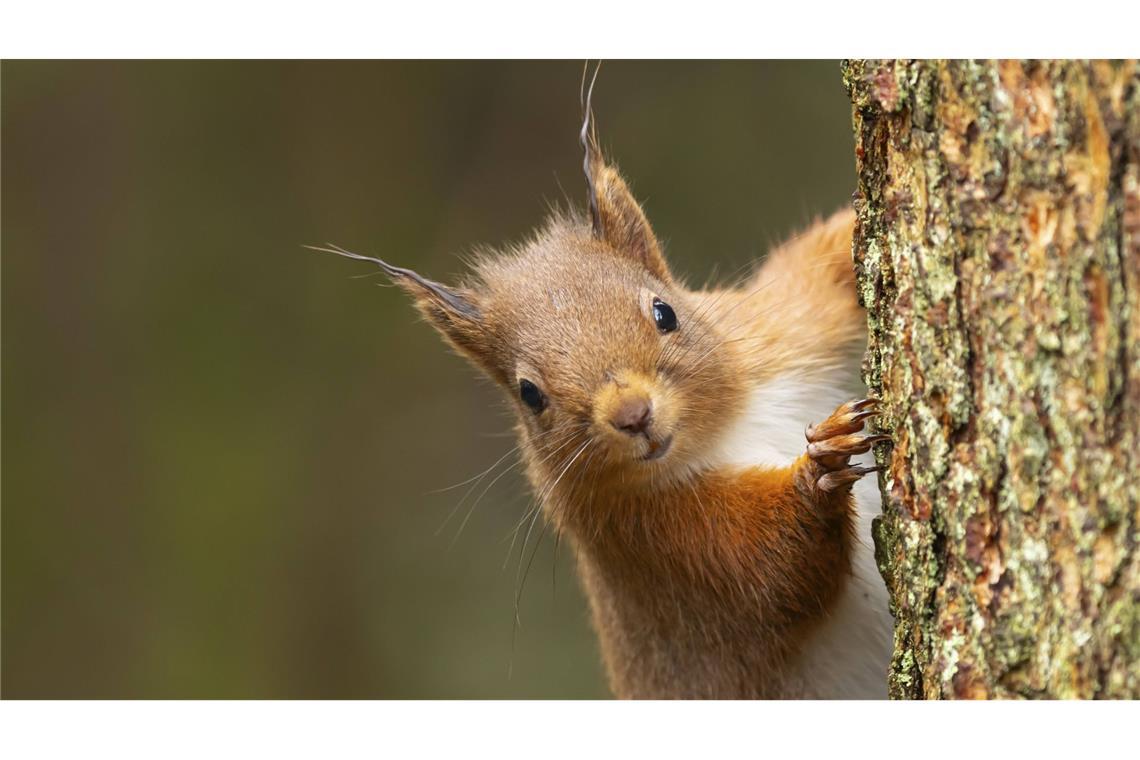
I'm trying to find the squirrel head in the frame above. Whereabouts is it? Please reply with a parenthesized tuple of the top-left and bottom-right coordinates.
(319, 101, 747, 502)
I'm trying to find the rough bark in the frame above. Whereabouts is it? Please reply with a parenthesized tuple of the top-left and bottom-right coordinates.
(843, 60, 1140, 698)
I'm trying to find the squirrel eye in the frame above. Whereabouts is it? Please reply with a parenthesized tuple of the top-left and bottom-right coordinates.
(518, 379, 547, 413)
(652, 298, 679, 333)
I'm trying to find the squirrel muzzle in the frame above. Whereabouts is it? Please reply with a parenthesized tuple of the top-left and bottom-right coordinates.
(592, 371, 677, 463)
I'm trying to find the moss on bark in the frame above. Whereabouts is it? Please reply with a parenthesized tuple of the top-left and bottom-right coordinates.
(844, 60, 1140, 698)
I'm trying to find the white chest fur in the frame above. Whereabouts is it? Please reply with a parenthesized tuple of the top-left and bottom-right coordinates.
(705, 367, 894, 699)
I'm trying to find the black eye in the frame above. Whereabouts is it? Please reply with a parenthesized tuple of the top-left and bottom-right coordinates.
(518, 379, 547, 413)
(652, 298, 679, 333)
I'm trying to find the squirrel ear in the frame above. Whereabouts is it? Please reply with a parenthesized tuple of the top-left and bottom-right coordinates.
(586, 159, 671, 283)
(580, 78, 671, 283)
(311, 245, 491, 368)
(400, 275, 486, 361)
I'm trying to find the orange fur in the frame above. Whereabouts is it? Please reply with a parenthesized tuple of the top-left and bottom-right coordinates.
(560, 460, 854, 698)
(699, 208, 863, 385)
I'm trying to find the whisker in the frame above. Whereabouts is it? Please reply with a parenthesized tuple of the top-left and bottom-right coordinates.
(503, 498, 544, 570)
(434, 449, 519, 537)
(657, 268, 780, 370)
(656, 256, 762, 368)
(449, 456, 529, 549)
(431, 445, 520, 494)
(518, 436, 591, 561)
(501, 426, 589, 561)
(512, 494, 547, 621)
(661, 257, 846, 384)
(511, 437, 594, 660)
(552, 529, 562, 597)
(445, 424, 579, 545)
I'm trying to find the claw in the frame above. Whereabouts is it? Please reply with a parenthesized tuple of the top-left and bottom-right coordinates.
(817, 465, 880, 493)
(806, 405, 877, 442)
(808, 433, 891, 469)
(802, 399, 889, 494)
(807, 433, 874, 460)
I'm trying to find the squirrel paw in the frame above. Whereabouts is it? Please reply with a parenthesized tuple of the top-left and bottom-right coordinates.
(799, 398, 888, 494)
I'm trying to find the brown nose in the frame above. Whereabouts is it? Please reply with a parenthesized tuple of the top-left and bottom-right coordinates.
(610, 396, 653, 436)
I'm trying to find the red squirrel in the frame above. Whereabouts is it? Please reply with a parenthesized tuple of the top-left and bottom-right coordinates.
(318, 80, 893, 698)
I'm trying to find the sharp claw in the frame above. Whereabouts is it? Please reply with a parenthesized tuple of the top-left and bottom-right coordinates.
(805, 441, 824, 458)
(817, 465, 880, 493)
(808, 433, 878, 460)
(806, 407, 884, 443)
(851, 398, 879, 411)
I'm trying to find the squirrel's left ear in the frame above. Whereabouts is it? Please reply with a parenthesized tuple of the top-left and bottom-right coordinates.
(586, 157, 671, 283)
(581, 91, 671, 283)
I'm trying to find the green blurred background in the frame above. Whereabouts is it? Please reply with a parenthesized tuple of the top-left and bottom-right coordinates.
(2, 61, 854, 698)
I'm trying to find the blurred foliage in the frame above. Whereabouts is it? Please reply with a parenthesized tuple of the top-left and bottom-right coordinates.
(1, 61, 854, 698)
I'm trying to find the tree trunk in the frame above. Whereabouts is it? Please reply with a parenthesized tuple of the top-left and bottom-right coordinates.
(843, 60, 1140, 699)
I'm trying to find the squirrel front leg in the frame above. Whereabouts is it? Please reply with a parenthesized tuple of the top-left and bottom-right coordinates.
(720, 398, 882, 633)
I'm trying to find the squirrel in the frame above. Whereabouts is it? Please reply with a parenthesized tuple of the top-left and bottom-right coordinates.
(317, 78, 894, 698)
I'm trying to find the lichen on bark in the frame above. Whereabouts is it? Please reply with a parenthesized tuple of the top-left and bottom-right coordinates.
(843, 60, 1140, 698)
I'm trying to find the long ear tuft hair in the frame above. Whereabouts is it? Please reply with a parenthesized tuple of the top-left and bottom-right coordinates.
(580, 61, 604, 237)
(577, 64, 672, 283)
(307, 243, 480, 319)
(309, 244, 497, 373)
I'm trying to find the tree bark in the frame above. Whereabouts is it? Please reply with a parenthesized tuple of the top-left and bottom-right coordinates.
(843, 60, 1140, 698)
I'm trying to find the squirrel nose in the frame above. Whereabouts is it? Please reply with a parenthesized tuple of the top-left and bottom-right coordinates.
(610, 396, 653, 436)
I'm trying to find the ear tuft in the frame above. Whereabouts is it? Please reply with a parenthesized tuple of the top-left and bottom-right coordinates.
(310, 244, 493, 370)
(579, 71, 672, 283)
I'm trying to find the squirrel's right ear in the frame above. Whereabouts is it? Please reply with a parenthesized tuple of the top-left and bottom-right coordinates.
(311, 245, 492, 369)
